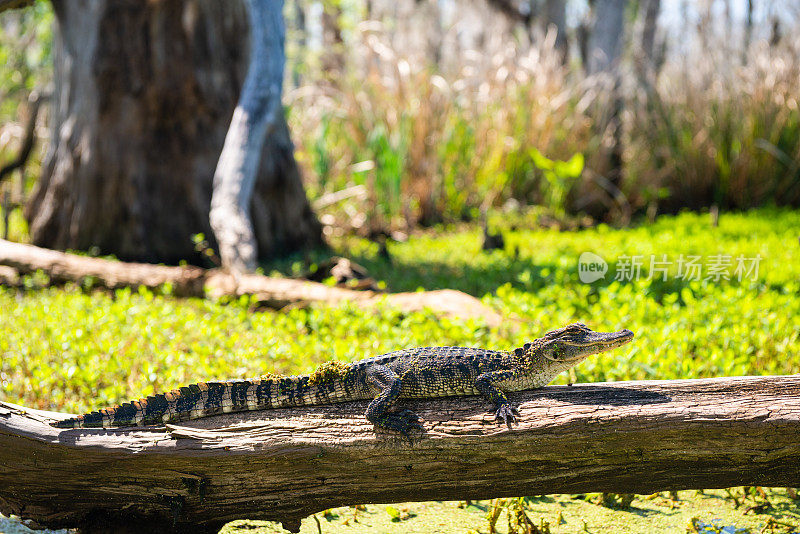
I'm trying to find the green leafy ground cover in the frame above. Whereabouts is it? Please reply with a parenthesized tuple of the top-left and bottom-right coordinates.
(1, 209, 799, 533)
(218, 490, 800, 534)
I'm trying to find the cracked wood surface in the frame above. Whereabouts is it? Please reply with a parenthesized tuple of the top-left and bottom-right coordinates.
(0, 375, 798, 533)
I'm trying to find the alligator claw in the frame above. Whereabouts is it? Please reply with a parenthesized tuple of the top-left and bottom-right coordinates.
(375, 410, 425, 442)
(394, 408, 421, 421)
(494, 404, 519, 429)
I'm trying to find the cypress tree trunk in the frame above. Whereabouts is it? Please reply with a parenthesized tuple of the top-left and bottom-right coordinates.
(25, 0, 321, 264)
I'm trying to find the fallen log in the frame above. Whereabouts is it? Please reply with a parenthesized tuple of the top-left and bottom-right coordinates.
(0, 238, 502, 325)
(0, 265, 18, 286)
(0, 0, 34, 13)
(0, 375, 798, 533)
(0, 238, 208, 295)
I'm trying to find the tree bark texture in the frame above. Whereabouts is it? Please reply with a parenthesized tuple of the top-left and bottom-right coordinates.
(25, 0, 321, 265)
(0, 376, 798, 532)
(0, 238, 503, 325)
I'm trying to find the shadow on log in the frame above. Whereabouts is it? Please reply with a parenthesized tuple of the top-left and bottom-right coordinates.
(0, 238, 502, 326)
(1, 376, 799, 532)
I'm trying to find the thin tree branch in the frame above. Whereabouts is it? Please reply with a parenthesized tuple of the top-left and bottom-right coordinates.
(485, 0, 531, 25)
(0, 90, 46, 187)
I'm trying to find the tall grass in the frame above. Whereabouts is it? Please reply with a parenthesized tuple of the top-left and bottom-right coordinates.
(287, 18, 800, 229)
(2, 5, 799, 231)
(625, 37, 800, 214)
(287, 26, 616, 230)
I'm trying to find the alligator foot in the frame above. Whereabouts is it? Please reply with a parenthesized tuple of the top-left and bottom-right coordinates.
(494, 404, 520, 429)
(376, 409, 424, 443)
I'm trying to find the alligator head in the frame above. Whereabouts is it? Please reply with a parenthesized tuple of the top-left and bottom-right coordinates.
(540, 322, 634, 362)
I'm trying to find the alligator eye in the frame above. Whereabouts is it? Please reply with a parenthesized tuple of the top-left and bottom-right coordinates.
(523, 342, 532, 350)
(514, 347, 524, 356)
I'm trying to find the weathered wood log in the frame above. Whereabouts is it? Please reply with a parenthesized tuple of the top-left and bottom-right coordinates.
(1, 376, 798, 533)
(0, 238, 208, 295)
(0, 265, 19, 286)
(0, 238, 502, 325)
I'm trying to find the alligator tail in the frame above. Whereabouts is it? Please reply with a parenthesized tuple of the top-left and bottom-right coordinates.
(51, 380, 260, 429)
(50, 362, 364, 429)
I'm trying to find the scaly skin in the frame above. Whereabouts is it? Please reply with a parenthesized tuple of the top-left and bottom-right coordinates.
(51, 323, 634, 436)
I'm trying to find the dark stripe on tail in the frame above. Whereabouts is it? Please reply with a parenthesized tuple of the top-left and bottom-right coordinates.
(203, 382, 226, 415)
(256, 379, 272, 408)
(111, 402, 138, 426)
(173, 386, 198, 416)
(143, 394, 169, 425)
(229, 380, 250, 410)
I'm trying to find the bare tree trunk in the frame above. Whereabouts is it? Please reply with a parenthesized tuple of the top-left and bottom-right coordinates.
(769, 17, 781, 47)
(639, 0, 660, 68)
(210, 0, 286, 272)
(543, 0, 567, 61)
(1, 375, 799, 533)
(320, 0, 345, 78)
(0, 91, 44, 190)
(586, 0, 626, 75)
(634, 0, 662, 89)
(584, 0, 627, 204)
(743, 0, 753, 62)
(25, 0, 321, 265)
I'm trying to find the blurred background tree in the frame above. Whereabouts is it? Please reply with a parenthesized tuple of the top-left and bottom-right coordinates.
(1, 0, 799, 258)
(1, 0, 322, 264)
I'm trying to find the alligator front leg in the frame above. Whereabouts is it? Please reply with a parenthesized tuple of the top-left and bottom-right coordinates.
(475, 370, 520, 429)
(364, 365, 423, 439)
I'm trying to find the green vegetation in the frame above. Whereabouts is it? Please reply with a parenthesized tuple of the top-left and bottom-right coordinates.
(0, 3, 51, 191)
(288, 33, 800, 227)
(0, 3, 51, 118)
(3, 5, 800, 533)
(2, 209, 799, 411)
(1, 210, 799, 532)
(4, 4, 800, 233)
(218, 489, 800, 534)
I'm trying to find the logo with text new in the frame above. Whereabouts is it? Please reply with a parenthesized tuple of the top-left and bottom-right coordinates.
(578, 252, 607, 283)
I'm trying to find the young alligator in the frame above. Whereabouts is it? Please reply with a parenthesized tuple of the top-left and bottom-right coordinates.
(51, 323, 634, 436)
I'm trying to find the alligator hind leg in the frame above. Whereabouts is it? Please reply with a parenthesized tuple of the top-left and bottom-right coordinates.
(365, 365, 424, 439)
